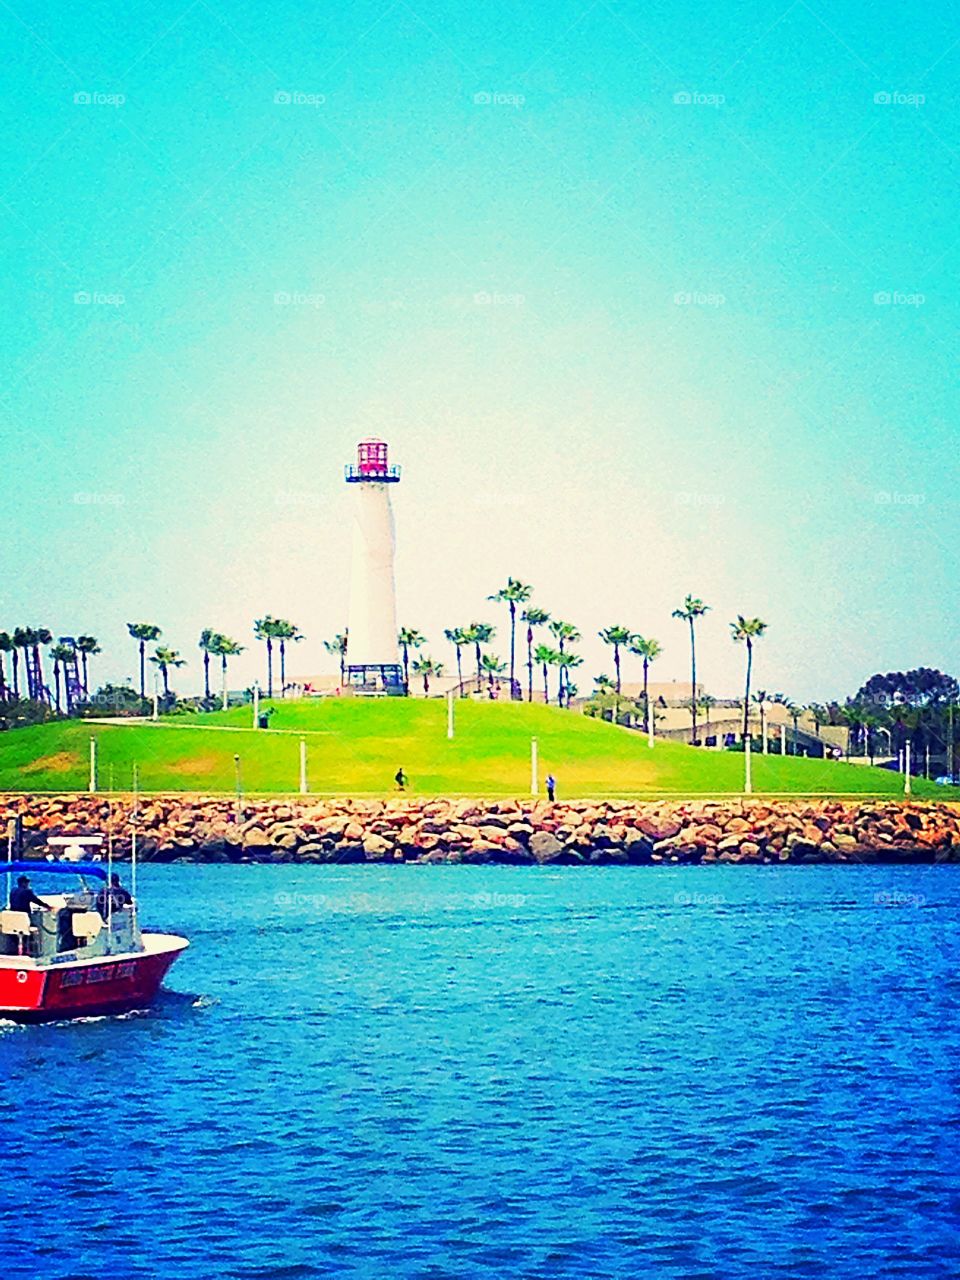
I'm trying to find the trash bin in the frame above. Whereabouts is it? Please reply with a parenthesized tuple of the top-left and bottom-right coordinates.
(258, 714, 269, 729)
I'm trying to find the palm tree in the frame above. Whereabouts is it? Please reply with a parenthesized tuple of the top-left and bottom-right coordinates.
(628, 636, 662, 732)
(210, 634, 245, 708)
(549, 621, 581, 704)
(521, 607, 550, 702)
(481, 653, 506, 695)
(199, 629, 217, 701)
(555, 652, 583, 707)
(0, 632, 11, 701)
(700, 692, 717, 742)
(753, 688, 769, 749)
(127, 623, 162, 700)
(49, 642, 75, 713)
(75, 635, 100, 697)
(488, 578, 532, 699)
(593, 674, 615, 696)
(730, 615, 768, 740)
(398, 627, 425, 694)
(411, 656, 444, 696)
(534, 643, 558, 704)
(781, 700, 802, 754)
(149, 646, 186, 698)
(599, 626, 632, 696)
(672, 595, 710, 744)
(253, 616, 282, 696)
(12, 626, 30, 698)
(807, 703, 828, 738)
(324, 633, 348, 686)
(444, 627, 469, 697)
(463, 622, 495, 695)
(273, 619, 303, 696)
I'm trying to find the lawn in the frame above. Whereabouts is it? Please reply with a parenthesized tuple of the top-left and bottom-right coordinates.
(0, 699, 957, 800)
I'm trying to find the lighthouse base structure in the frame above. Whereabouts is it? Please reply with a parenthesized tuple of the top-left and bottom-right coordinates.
(346, 662, 404, 695)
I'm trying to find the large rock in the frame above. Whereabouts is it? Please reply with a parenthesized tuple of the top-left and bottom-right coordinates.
(529, 832, 564, 863)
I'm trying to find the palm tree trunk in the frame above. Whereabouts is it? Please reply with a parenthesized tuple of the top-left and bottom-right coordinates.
(455, 647, 464, 696)
(402, 644, 409, 693)
(0, 660, 6, 701)
(542, 663, 549, 705)
(643, 658, 650, 732)
(203, 652, 211, 701)
(340, 650, 346, 685)
(280, 641, 287, 697)
(689, 620, 698, 745)
(53, 663, 61, 713)
(162, 664, 170, 697)
(526, 631, 533, 702)
(475, 644, 482, 695)
(266, 639, 274, 697)
(509, 602, 516, 698)
(33, 645, 46, 702)
(11, 650, 19, 699)
(614, 645, 621, 696)
(139, 641, 146, 699)
(742, 639, 753, 740)
(82, 653, 90, 697)
(221, 655, 228, 708)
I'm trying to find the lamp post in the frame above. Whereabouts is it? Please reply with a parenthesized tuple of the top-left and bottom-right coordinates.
(89, 737, 97, 793)
(252, 680, 260, 729)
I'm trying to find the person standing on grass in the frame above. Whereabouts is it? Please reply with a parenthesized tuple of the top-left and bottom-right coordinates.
(395, 767, 408, 792)
(546, 773, 556, 802)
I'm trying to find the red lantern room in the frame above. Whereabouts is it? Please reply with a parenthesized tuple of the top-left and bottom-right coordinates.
(345, 437, 401, 483)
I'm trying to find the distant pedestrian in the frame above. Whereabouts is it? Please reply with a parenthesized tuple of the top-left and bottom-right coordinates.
(546, 773, 556, 802)
(395, 767, 408, 792)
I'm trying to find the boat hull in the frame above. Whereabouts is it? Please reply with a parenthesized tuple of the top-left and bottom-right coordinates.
(0, 934, 189, 1023)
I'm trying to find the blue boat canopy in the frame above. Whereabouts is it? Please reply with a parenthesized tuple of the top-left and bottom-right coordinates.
(3, 860, 108, 882)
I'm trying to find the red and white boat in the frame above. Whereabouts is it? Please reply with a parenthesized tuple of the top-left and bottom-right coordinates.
(0, 851, 188, 1023)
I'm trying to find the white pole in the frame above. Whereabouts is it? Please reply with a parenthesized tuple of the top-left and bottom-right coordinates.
(447, 689, 455, 740)
(299, 738, 308, 794)
(904, 741, 912, 795)
(925, 744, 930, 779)
(530, 737, 538, 796)
(253, 681, 260, 729)
(762, 707, 768, 754)
(89, 737, 97, 792)
(744, 732, 753, 794)
(780, 724, 786, 756)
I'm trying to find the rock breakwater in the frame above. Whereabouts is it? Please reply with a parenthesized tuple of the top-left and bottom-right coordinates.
(1, 794, 958, 865)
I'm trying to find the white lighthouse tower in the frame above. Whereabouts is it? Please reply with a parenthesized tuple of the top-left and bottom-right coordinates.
(344, 438, 403, 693)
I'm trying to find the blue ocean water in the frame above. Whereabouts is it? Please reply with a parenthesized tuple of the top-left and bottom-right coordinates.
(1, 863, 959, 1280)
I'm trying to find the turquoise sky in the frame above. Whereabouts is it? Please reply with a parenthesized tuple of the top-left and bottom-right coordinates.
(1, 0, 957, 700)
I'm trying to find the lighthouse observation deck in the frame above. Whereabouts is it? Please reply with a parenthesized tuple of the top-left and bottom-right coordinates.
(345, 438, 401, 482)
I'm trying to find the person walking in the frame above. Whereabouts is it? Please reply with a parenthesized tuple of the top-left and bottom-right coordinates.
(395, 767, 408, 792)
(546, 773, 556, 802)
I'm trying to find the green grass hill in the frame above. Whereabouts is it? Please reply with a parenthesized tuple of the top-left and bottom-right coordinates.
(0, 699, 956, 800)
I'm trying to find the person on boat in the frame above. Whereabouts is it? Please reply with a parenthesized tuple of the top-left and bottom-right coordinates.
(9, 875, 52, 914)
(95, 873, 133, 918)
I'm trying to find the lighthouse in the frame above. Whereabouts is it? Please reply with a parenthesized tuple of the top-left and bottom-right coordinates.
(344, 438, 404, 692)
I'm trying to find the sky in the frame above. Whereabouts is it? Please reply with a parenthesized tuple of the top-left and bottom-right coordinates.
(1, 0, 957, 702)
